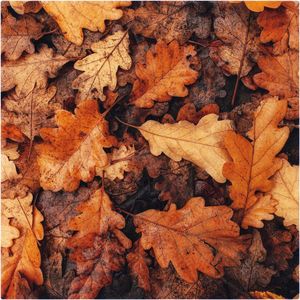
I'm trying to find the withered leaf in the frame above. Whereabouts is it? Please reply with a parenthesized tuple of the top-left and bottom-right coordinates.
(36, 100, 116, 192)
(1, 154, 19, 183)
(223, 98, 289, 229)
(131, 40, 198, 108)
(9, 1, 42, 14)
(134, 197, 251, 283)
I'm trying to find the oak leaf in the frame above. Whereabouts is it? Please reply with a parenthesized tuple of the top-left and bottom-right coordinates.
(237, 1, 282, 12)
(223, 98, 289, 229)
(35, 100, 116, 192)
(131, 40, 198, 108)
(1, 216, 20, 248)
(138, 114, 233, 183)
(72, 31, 132, 102)
(42, 1, 131, 46)
(9, 1, 42, 14)
(2, 86, 60, 139)
(134, 197, 251, 283)
(2, 14, 43, 61)
(250, 291, 285, 299)
(269, 159, 299, 229)
(253, 50, 299, 98)
(1, 154, 19, 183)
(1, 44, 69, 97)
(1, 193, 44, 298)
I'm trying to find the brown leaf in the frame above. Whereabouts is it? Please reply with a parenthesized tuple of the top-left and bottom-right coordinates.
(223, 98, 289, 229)
(250, 290, 285, 299)
(2, 13, 43, 61)
(131, 40, 198, 108)
(9, 1, 42, 14)
(286, 97, 299, 120)
(134, 197, 251, 283)
(35, 100, 116, 192)
(2, 123, 24, 143)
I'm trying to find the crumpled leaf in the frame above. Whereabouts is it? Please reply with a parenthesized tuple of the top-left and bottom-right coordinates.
(72, 31, 131, 102)
(226, 230, 276, 291)
(269, 159, 299, 229)
(127, 241, 150, 292)
(2, 86, 60, 139)
(138, 114, 233, 183)
(36, 100, 116, 192)
(1, 13, 43, 61)
(131, 40, 198, 108)
(1, 193, 44, 298)
(9, 1, 42, 14)
(134, 197, 251, 283)
(223, 98, 289, 229)
(253, 50, 299, 98)
(42, 1, 131, 46)
(210, 2, 259, 77)
(2, 44, 69, 97)
(125, 2, 211, 44)
(257, 3, 299, 55)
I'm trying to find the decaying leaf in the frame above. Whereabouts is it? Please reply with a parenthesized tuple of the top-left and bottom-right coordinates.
(36, 100, 116, 192)
(42, 1, 131, 46)
(223, 98, 289, 229)
(2, 44, 69, 97)
(2, 14, 43, 61)
(211, 2, 259, 77)
(2, 86, 60, 139)
(138, 114, 233, 183)
(134, 197, 251, 283)
(253, 50, 299, 98)
(72, 31, 131, 102)
(131, 40, 198, 108)
(269, 159, 299, 229)
(1, 193, 44, 298)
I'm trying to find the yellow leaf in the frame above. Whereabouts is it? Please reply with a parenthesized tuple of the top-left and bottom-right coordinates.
(233, 1, 282, 12)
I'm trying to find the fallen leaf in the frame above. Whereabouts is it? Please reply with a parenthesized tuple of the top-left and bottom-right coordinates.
(269, 159, 299, 229)
(131, 40, 198, 108)
(138, 114, 233, 183)
(2, 44, 69, 97)
(42, 1, 131, 46)
(2, 86, 60, 139)
(127, 241, 150, 291)
(36, 100, 116, 192)
(2, 123, 24, 143)
(223, 98, 289, 229)
(239, 1, 282, 12)
(226, 230, 276, 291)
(2, 14, 43, 61)
(253, 50, 299, 98)
(251, 291, 285, 299)
(210, 2, 259, 77)
(9, 1, 42, 14)
(286, 97, 299, 120)
(125, 2, 211, 44)
(1, 216, 20, 248)
(1, 154, 19, 183)
(134, 197, 251, 283)
(72, 31, 131, 102)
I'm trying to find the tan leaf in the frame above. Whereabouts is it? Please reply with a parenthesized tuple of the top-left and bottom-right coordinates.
(134, 197, 251, 283)
(42, 1, 131, 46)
(1, 154, 19, 183)
(72, 31, 132, 102)
(2, 86, 60, 139)
(211, 2, 259, 77)
(131, 40, 198, 108)
(9, 1, 42, 14)
(36, 100, 116, 192)
(1, 44, 69, 97)
(1, 216, 20, 248)
(2, 14, 43, 61)
(250, 291, 285, 299)
(269, 159, 299, 229)
(138, 114, 233, 183)
(2, 143, 19, 161)
(223, 98, 289, 229)
(253, 50, 299, 98)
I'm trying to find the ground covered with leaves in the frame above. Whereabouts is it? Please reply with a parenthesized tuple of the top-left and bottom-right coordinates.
(1, 1, 299, 299)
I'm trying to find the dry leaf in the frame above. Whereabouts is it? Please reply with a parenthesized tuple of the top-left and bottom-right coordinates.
(211, 2, 259, 77)
(253, 50, 299, 98)
(2, 123, 24, 143)
(1, 154, 19, 183)
(9, 1, 42, 14)
(134, 197, 250, 283)
(269, 159, 299, 229)
(42, 1, 131, 46)
(258, 3, 299, 54)
(223, 98, 289, 229)
(1, 193, 44, 298)
(238, 1, 282, 12)
(131, 40, 198, 108)
(127, 241, 150, 291)
(72, 31, 131, 102)
(36, 100, 116, 192)
(250, 291, 285, 299)
(286, 97, 299, 120)
(1, 216, 20, 248)
(2, 86, 60, 139)
(2, 44, 69, 97)
(2, 14, 43, 61)
(138, 114, 233, 183)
